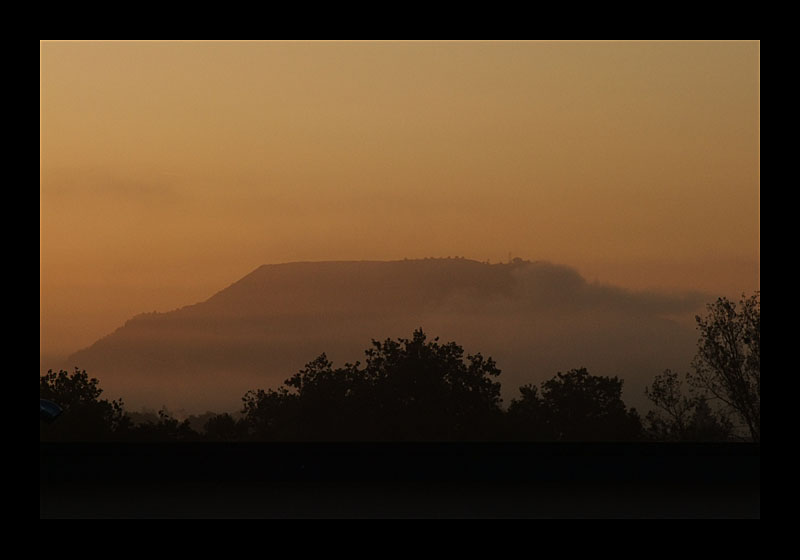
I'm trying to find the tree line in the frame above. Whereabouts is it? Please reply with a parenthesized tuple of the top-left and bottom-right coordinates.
(40, 293, 759, 442)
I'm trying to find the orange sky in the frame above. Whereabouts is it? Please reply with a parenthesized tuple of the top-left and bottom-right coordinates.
(40, 40, 760, 359)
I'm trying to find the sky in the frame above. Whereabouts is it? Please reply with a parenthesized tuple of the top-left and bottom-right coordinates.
(40, 40, 760, 361)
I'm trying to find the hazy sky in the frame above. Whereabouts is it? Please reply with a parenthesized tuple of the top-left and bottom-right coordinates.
(40, 40, 760, 359)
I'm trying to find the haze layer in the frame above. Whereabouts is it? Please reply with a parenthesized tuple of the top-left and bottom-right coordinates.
(64, 259, 706, 412)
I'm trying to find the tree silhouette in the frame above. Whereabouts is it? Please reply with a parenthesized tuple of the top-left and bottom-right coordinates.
(241, 354, 366, 440)
(39, 368, 130, 441)
(688, 292, 760, 441)
(644, 369, 734, 441)
(644, 370, 694, 438)
(684, 399, 736, 441)
(241, 329, 504, 440)
(241, 386, 298, 440)
(506, 384, 551, 440)
(508, 368, 642, 441)
(362, 329, 503, 440)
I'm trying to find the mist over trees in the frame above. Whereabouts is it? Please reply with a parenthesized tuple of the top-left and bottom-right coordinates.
(40, 293, 759, 442)
(60, 259, 706, 415)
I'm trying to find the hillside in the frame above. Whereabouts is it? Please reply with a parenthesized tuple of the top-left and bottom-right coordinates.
(64, 258, 706, 412)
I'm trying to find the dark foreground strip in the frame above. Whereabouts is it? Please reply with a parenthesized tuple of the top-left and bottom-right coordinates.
(40, 442, 759, 518)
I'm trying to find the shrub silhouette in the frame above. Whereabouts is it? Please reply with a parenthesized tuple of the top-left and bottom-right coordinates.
(203, 412, 248, 441)
(126, 408, 200, 441)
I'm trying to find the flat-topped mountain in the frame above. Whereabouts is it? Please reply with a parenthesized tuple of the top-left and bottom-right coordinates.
(65, 258, 706, 412)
